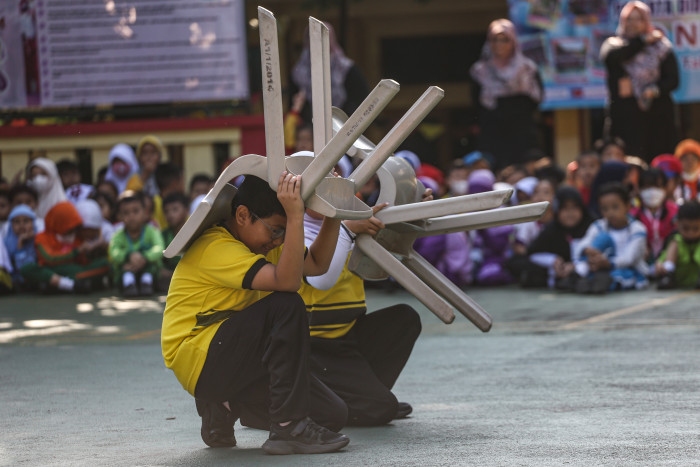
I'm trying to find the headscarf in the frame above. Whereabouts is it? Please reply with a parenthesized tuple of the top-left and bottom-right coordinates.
(132, 135, 164, 196)
(26, 158, 67, 218)
(528, 186, 592, 260)
(104, 143, 139, 195)
(467, 169, 496, 194)
(34, 201, 83, 261)
(3, 204, 36, 259)
(674, 138, 700, 160)
(651, 154, 682, 179)
(291, 22, 355, 110)
(601, 1, 672, 109)
(470, 19, 542, 110)
(75, 199, 103, 229)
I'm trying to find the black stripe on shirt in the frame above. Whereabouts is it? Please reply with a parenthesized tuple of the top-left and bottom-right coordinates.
(243, 258, 269, 289)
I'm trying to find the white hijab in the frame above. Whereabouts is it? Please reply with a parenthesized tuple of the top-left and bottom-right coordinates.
(104, 143, 139, 195)
(27, 158, 67, 218)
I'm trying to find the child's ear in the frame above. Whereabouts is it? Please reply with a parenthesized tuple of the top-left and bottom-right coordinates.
(234, 205, 251, 226)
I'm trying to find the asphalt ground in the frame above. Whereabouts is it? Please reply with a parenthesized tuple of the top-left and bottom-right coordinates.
(1, 285, 700, 466)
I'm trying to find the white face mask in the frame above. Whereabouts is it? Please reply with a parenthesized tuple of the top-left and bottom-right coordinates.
(449, 180, 469, 196)
(28, 174, 50, 194)
(56, 232, 76, 245)
(640, 187, 666, 209)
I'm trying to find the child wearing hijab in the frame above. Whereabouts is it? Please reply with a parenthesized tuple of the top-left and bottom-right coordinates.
(674, 139, 700, 202)
(104, 143, 139, 196)
(469, 169, 514, 285)
(521, 187, 593, 289)
(26, 158, 67, 219)
(21, 201, 109, 293)
(4, 204, 37, 289)
(631, 168, 678, 262)
(127, 135, 164, 197)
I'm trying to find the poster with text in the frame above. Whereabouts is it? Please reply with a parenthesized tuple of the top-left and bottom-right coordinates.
(508, 0, 700, 109)
(0, 0, 248, 110)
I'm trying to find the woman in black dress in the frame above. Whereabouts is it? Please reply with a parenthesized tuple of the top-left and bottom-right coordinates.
(600, 1, 679, 163)
(470, 19, 543, 171)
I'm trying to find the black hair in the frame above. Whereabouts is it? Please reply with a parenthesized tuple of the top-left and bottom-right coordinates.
(155, 162, 182, 192)
(535, 165, 565, 187)
(447, 158, 468, 175)
(9, 184, 38, 203)
(117, 190, 146, 211)
(163, 192, 189, 210)
(92, 191, 117, 223)
(639, 168, 667, 189)
(0, 187, 9, 201)
(598, 181, 630, 204)
(189, 173, 214, 191)
(678, 201, 700, 221)
(232, 175, 285, 219)
(594, 137, 626, 155)
(56, 159, 79, 174)
(577, 151, 601, 163)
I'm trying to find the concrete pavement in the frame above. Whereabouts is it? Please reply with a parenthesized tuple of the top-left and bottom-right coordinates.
(1, 286, 700, 466)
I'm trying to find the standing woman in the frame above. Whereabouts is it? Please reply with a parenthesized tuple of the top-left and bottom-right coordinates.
(600, 1, 679, 163)
(470, 19, 543, 171)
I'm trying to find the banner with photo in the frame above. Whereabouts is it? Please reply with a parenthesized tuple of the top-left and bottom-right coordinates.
(0, 0, 248, 110)
(508, 0, 700, 109)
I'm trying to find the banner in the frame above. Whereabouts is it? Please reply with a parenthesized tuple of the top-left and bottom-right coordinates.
(508, 0, 700, 109)
(0, 0, 249, 110)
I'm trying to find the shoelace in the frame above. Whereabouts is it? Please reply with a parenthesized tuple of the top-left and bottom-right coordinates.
(290, 417, 328, 442)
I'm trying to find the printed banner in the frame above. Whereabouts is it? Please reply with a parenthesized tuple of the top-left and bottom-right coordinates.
(0, 0, 249, 110)
(508, 0, 700, 109)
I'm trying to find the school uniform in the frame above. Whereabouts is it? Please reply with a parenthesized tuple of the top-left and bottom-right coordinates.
(300, 215, 421, 426)
(161, 224, 346, 431)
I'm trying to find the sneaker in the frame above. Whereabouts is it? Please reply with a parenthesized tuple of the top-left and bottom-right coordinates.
(395, 402, 413, 419)
(73, 278, 92, 294)
(590, 271, 613, 294)
(123, 283, 139, 298)
(262, 417, 349, 455)
(575, 277, 592, 294)
(139, 281, 154, 296)
(199, 401, 237, 448)
(657, 274, 676, 290)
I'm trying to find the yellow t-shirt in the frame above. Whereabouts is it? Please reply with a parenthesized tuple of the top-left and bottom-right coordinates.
(299, 255, 366, 339)
(161, 225, 281, 395)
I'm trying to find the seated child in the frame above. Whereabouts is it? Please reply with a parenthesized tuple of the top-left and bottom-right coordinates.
(575, 151, 601, 206)
(76, 199, 113, 288)
(651, 154, 683, 203)
(595, 137, 626, 163)
(0, 240, 11, 294)
(159, 192, 189, 290)
(57, 159, 94, 204)
(512, 178, 556, 256)
(109, 191, 164, 297)
(22, 201, 109, 293)
(674, 138, 700, 203)
(656, 201, 700, 289)
(153, 162, 185, 229)
(631, 169, 678, 261)
(0, 188, 10, 235)
(188, 174, 214, 203)
(521, 187, 593, 289)
(161, 174, 349, 454)
(574, 183, 649, 293)
(6, 184, 43, 237)
(3, 205, 38, 290)
(469, 169, 514, 285)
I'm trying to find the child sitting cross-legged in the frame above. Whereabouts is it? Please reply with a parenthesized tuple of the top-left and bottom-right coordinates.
(573, 182, 649, 293)
(22, 201, 110, 293)
(656, 201, 700, 289)
(161, 173, 350, 455)
(4, 205, 38, 291)
(159, 192, 189, 291)
(109, 190, 164, 297)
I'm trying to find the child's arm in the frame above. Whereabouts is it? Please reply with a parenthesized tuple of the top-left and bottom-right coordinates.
(609, 225, 647, 270)
(250, 172, 306, 292)
(142, 227, 165, 264)
(108, 231, 130, 266)
(303, 216, 341, 278)
(655, 238, 678, 274)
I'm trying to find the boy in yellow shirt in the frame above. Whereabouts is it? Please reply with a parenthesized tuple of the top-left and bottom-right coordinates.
(161, 173, 349, 455)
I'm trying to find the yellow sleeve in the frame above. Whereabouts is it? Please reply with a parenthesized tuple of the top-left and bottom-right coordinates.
(198, 237, 269, 290)
(284, 111, 301, 152)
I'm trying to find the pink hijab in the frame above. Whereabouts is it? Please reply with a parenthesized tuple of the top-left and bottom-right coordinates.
(470, 19, 542, 110)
